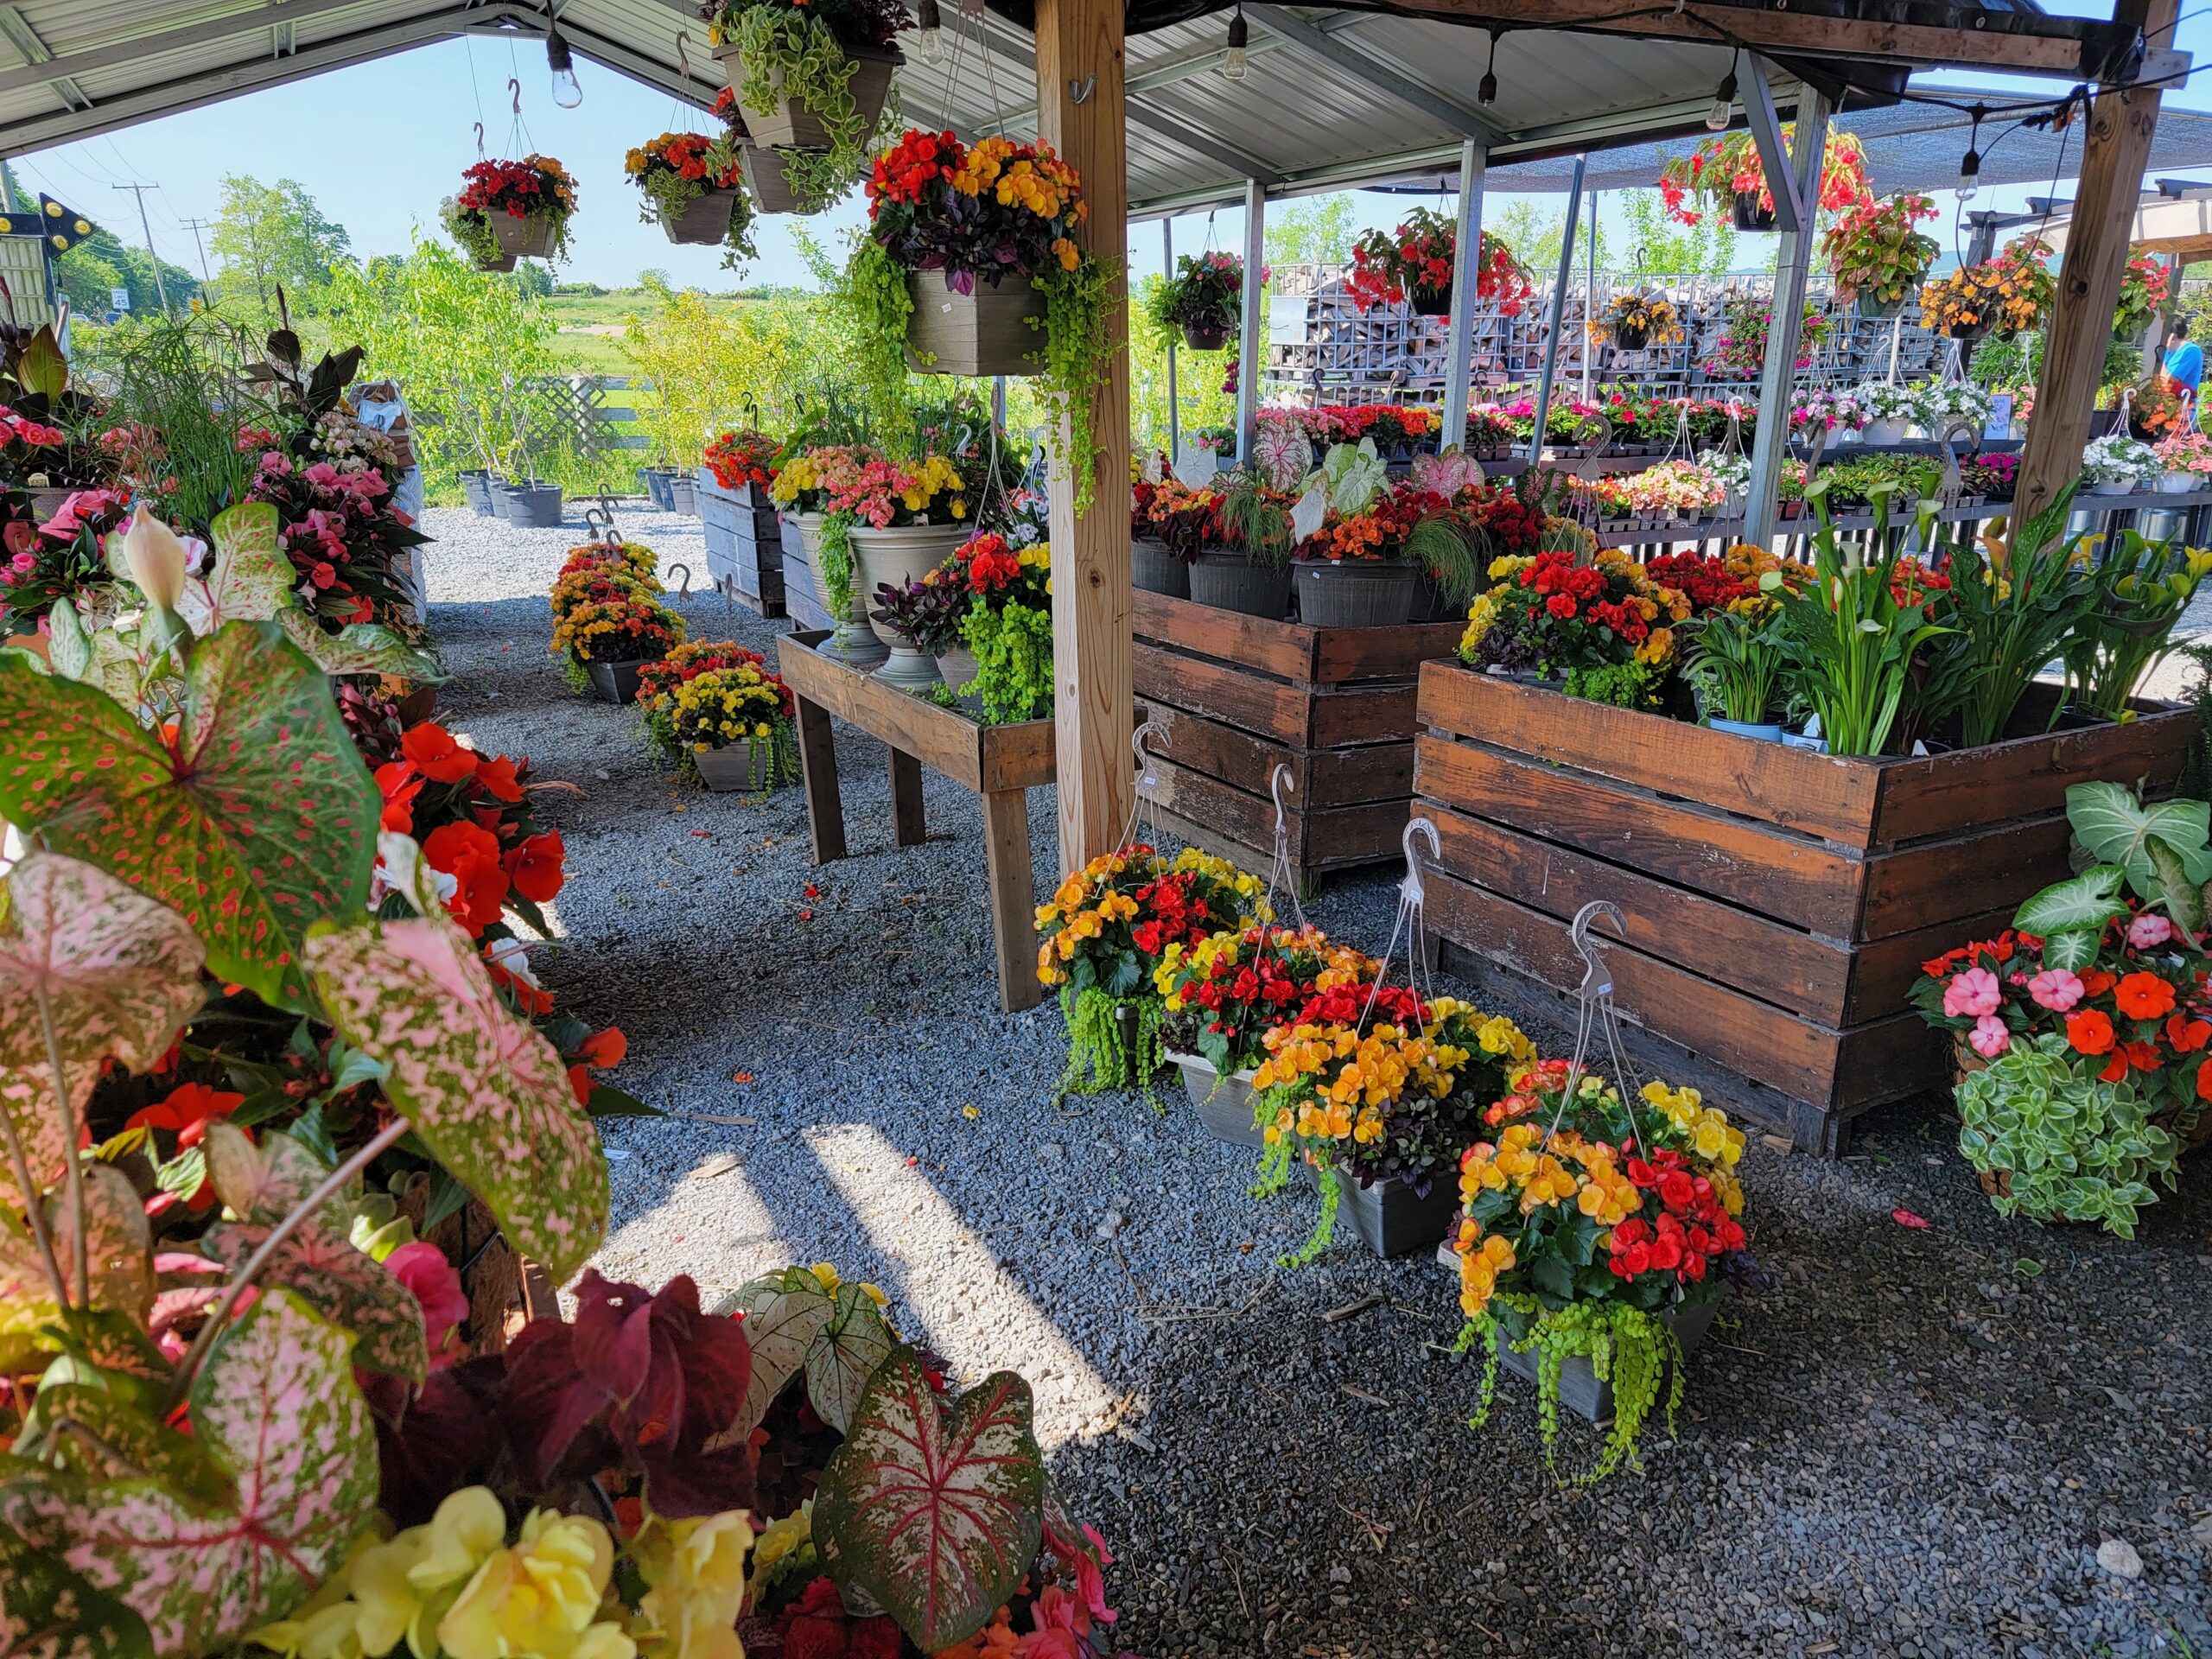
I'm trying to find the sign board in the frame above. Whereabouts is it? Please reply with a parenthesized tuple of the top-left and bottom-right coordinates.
(1985, 393, 2013, 442)
(1268, 293, 1306, 346)
(111, 288, 130, 312)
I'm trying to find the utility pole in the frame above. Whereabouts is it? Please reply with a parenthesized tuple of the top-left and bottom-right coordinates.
(181, 216, 215, 286)
(111, 181, 172, 315)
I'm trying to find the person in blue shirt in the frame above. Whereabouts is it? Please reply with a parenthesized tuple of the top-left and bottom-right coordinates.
(2165, 320, 2202, 426)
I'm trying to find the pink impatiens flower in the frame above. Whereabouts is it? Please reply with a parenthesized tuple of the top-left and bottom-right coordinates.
(1942, 965, 2002, 1020)
(1969, 1014, 2011, 1059)
(2027, 968, 2084, 1013)
(2127, 912, 2174, 950)
(385, 1240, 470, 1368)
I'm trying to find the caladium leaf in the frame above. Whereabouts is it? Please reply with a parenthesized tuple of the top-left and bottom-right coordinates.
(2039, 927, 2100, 972)
(202, 1123, 333, 1227)
(2148, 838, 2206, 934)
(302, 916, 607, 1281)
(276, 609, 443, 683)
(2065, 782, 2212, 897)
(174, 504, 292, 636)
(0, 623, 379, 1008)
(50, 1165, 154, 1329)
(815, 1350, 1046, 1653)
(47, 596, 92, 680)
(722, 1267, 835, 1441)
(806, 1283, 895, 1435)
(0, 1206, 62, 1372)
(0, 1288, 378, 1657)
(0, 854, 204, 1204)
(35, 1385, 236, 1512)
(200, 1221, 425, 1382)
(0, 1529, 155, 1659)
(2012, 864, 2128, 939)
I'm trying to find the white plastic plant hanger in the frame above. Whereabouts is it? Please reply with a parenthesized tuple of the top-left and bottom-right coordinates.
(1542, 899, 1653, 1153)
(1354, 816, 1441, 1039)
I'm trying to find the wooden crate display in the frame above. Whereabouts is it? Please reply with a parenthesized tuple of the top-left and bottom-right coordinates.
(698, 469, 785, 617)
(1132, 588, 1462, 888)
(1410, 664, 2197, 1153)
(778, 513, 839, 634)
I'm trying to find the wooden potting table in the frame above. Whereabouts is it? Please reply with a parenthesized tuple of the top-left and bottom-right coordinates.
(776, 631, 1056, 1013)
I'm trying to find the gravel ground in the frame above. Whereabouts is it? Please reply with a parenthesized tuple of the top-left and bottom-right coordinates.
(423, 503, 2212, 1659)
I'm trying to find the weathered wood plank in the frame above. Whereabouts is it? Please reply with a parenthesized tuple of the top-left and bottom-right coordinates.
(1414, 733, 1866, 936)
(1310, 683, 1423, 749)
(1137, 697, 1303, 804)
(1417, 662, 1882, 844)
(775, 633, 988, 792)
(1858, 816, 2074, 942)
(1132, 588, 1314, 681)
(1135, 640, 1308, 744)
(888, 747, 925, 847)
(1842, 906, 2017, 1027)
(982, 788, 1044, 1014)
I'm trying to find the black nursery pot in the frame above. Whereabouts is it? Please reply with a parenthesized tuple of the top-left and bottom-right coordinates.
(1612, 322, 1650, 353)
(1182, 318, 1232, 351)
(1732, 191, 1777, 232)
(1410, 284, 1452, 317)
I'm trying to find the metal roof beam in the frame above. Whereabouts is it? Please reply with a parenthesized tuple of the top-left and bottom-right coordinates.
(0, 3, 538, 154)
(1243, 7, 1505, 142)
(993, 33, 1289, 130)
(0, 6, 89, 112)
(1126, 95, 1283, 183)
(464, 9, 727, 108)
(0, 0, 378, 99)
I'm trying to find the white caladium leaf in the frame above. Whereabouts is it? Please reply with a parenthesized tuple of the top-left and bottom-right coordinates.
(302, 917, 607, 1281)
(46, 596, 92, 681)
(0, 1289, 378, 1657)
(50, 1165, 154, 1329)
(806, 1282, 896, 1435)
(1289, 480, 1328, 545)
(0, 854, 204, 1203)
(721, 1268, 835, 1442)
(0, 1529, 155, 1659)
(816, 1351, 1046, 1652)
(374, 831, 448, 921)
(174, 504, 291, 637)
(200, 1220, 425, 1382)
(276, 608, 442, 683)
(202, 1124, 334, 1227)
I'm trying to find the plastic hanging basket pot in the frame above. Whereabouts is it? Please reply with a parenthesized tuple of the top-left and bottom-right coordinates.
(1942, 317, 1992, 343)
(1294, 559, 1418, 628)
(1731, 191, 1777, 232)
(1855, 291, 1910, 321)
(662, 188, 736, 246)
(905, 271, 1046, 378)
(1181, 317, 1232, 351)
(741, 146, 836, 216)
(1611, 321, 1651, 352)
(1130, 535, 1191, 599)
(586, 659, 651, 704)
(460, 470, 495, 515)
(497, 480, 565, 528)
(488, 212, 557, 261)
(694, 739, 772, 792)
(713, 41, 900, 148)
(1408, 283, 1452, 317)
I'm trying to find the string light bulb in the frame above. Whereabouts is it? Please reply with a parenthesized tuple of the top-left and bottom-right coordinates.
(912, 0, 944, 65)
(1957, 105, 1985, 200)
(545, 22, 582, 108)
(1705, 60, 1738, 132)
(1478, 29, 1499, 108)
(1224, 8, 1249, 81)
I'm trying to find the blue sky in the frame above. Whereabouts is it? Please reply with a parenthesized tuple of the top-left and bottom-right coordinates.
(16, 0, 2212, 294)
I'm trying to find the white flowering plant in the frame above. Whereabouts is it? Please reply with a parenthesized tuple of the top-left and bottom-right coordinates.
(1850, 380, 1916, 423)
(1911, 381, 1993, 435)
(2084, 434, 2159, 487)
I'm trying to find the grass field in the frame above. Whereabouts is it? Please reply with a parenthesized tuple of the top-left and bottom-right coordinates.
(544, 285, 756, 375)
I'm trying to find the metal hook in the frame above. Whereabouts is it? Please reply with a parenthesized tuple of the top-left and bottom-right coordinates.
(1068, 73, 1096, 104)
(474, 120, 486, 157)
(1400, 815, 1439, 907)
(676, 29, 692, 84)
(1568, 899, 1626, 1002)
(1131, 719, 1166, 792)
(1269, 763, 1294, 839)
(666, 560, 694, 599)
(510, 77, 523, 116)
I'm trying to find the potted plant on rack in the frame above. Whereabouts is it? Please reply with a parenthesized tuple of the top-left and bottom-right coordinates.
(769, 442, 883, 664)
(1451, 1065, 1750, 1480)
(442, 155, 577, 270)
(1818, 191, 1939, 318)
(1156, 923, 1356, 1144)
(2082, 432, 2158, 497)
(1459, 540, 1694, 710)
(2114, 249, 2173, 343)
(553, 588, 683, 704)
(701, 0, 905, 203)
(1035, 844, 1269, 1099)
(2129, 373, 2191, 445)
(1911, 380, 1994, 440)
(868, 574, 966, 691)
(944, 531, 1054, 722)
(1201, 461, 1301, 619)
(2062, 530, 2212, 718)
(1148, 251, 1244, 350)
(1681, 575, 1790, 740)
(1345, 210, 1531, 317)
(1286, 442, 1480, 628)
(2153, 429, 2212, 493)
(665, 654, 802, 790)
(1131, 473, 1207, 598)
(624, 130, 759, 261)
(1587, 290, 1684, 353)
(1658, 127, 1871, 229)
(1918, 234, 2055, 341)
(819, 446, 980, 671)
(1851, 379, 1916, 445)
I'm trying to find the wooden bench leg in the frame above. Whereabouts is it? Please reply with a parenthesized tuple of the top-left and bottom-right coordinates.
(794, 692, 848, 863)
(888, 747, 926, 847)
(981, 786, 1042, 1014)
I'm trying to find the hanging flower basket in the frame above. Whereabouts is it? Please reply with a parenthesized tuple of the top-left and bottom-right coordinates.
(712, 39, 900, 150)
(904, 272, 1046, 378)
(660, 188, 737, 245)
(1408, 283, 1452, 317)
(1612, 321, 1650, 352)
(1345, 208, 1531, 318)
(1183, 318, 1231, 350)
(442, 156, 576, 270)
(1731, 190, 1777, 232)
(741, 144, 836, 215)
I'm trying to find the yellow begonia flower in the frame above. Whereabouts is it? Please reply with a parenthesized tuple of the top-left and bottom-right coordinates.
(437, 1510, 625, 1659)
(253, 1529, 389, 1659)
(631, 1511, 753, 1659)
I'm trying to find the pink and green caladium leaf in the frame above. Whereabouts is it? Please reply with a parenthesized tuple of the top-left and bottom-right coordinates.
(0, 853, 204, 1203)
(0, 1529, 156, 1659)
(51, 1164, 155, 1329)
(200, 1219, 425, 1382)
(174, 504, 291, 637)
(0, 1288, 378, 1658)
(201, 1123, 333, 1226)
(0, 1206, 61, 1371)
(302, 916, 607, 1281)
(0, 621, 379, 1009)
(815, 1349, 1046, 1653)
(276, 608, 442, 683)
(35, 1385, 236, 1513)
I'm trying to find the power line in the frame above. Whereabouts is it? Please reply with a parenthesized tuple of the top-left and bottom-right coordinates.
(181, 216, 215, 284)
(111, 181, 173, 315)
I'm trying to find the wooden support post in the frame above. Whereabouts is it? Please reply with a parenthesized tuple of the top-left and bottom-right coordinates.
(1035, 0, 1134, 875)
(1440, 140, 1485, 451)
(1524, 154, 1585, 466)
(1235, 177, 1266, 462)
(1745, 79, 1833, 548)
(792, 691, 847, 864)
(887, 747, 925, 847)
(982, 788, 1043, 1014)
(2015, 0, 2180, 529)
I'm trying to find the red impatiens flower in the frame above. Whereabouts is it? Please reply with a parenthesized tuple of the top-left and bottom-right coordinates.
(422, 819, 510, 936)
(505, 830, 566, 905)
(2067, 1008, 2117, 1056)
(2113, 971, 2177, 1022)
(402, 722, 480, 784)
(126, 1081, 245, 1142)
(375, 760, 423, 833)
(474, 753, 525, 804)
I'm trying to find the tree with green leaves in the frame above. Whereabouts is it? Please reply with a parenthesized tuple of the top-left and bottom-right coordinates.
(209, 175, 352, 321)
(57, 229, 200, 318)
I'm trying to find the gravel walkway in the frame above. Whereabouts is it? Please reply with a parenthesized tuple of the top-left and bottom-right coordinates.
(423, 503, 2212, 1659)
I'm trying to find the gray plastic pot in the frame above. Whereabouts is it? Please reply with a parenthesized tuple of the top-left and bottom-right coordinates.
(460, 470, 495, 515)
(499, 481, 565, 529)
(695, 739, 773, 792)
(1295, 560, 1417, 628)
(586, 659, 650, 704)
(1307, 1163, 1459, 1257)
(669, 473, 698, 516)
(1497, 1290, 1723, 1422)
(486, 478, 514, 520)
(1131, 536, 1192, 599)
(1188, 550, 1290, 620)
(1166, 1052, 1262, 1147)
